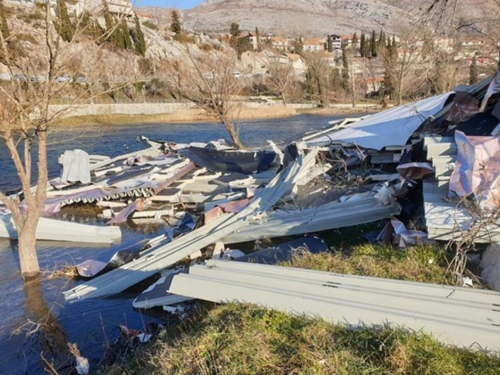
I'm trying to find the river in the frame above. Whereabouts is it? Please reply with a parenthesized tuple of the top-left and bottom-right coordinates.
(0, 113, 358, 374)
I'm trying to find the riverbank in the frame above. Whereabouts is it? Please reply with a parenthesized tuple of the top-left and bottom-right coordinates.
(107, 244, 500, 374)
(53, 104, 297, 127)
(51, 102, 382, 127)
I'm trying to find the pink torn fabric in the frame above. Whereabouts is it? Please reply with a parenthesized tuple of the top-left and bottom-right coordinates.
(108, 198, 148, 225)
(217, 199, 250, 213)
(449, 131, 500, 209)
(203, 206, 225, 224)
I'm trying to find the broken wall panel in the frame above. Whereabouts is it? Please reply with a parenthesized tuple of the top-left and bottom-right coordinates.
(222, 194, 400, 244)
(63, 147, 317, 302)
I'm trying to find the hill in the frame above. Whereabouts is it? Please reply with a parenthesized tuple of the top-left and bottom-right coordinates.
(137, 0, 481, 36)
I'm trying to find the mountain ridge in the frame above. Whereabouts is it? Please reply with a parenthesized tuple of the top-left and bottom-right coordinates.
(138, 0, 479, 37)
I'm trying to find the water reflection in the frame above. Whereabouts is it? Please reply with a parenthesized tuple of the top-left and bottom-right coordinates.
(22, 277, 72, 374)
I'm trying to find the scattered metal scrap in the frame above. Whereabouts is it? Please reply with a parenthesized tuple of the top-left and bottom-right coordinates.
(1, 71, 498, 348)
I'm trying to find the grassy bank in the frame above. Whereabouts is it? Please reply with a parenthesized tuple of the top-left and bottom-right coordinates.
(127, 303, 500, 375)
(109, 244, 500, 374)
(52, 105, 298, 127)
(283, 244, 455, 284)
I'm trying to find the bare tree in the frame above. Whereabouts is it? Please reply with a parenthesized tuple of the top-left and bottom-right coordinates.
(266, 55, 294, 105)
(161, 46, 245, 149)
(302, 51, 329, 105)
(0, 2, 137, 278)
(379, 22, 434, 105)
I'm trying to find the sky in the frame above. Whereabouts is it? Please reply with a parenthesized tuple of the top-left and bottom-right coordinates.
(136, 0, 204, 8)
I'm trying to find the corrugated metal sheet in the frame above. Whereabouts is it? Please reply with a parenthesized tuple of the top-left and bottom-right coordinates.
(167, 260, 500, 349)
(222, 194, 401, 244)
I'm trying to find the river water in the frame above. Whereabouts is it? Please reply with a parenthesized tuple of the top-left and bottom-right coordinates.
(0, 114, 356, 374)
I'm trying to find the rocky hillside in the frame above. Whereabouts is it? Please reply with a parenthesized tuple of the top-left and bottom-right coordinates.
(0, 2, 221, 77)
(138, 0, 480, 36)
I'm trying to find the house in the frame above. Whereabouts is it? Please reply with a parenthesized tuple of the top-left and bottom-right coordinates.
(303, 38, 325, 52)
(75, 0, 134, 17)
(241, 50, 271, 75)
(6, 0, 56, 7)
(137, 12, 158, 25)
(434, 37, 454, 52)
(285, 53, 307, 77)
(271, 36, 289, 51)
(461, 37, 485, 48)
(341, 34, 360, 49)
(364, 77, 384, 95)
(319, 51, 336, 67)
(327, 34, 342, 50)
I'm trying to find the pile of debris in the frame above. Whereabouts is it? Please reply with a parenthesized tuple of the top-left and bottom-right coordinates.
(4, 72, 500, 350)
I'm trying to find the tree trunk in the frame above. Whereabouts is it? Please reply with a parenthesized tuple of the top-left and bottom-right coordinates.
(18, 220, 40, 278)
(221, 117, 244, 149)
(281, 92, 287, 106)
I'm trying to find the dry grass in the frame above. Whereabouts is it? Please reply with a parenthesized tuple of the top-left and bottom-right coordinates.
(44, 264, 78, 280)
(51, 105, 298, 128)
(124, 304, 500, 375)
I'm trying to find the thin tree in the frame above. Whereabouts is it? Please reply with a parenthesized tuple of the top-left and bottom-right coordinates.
(470, 53, 479, 85)
(255, 27, 260, 51)
(341, 45, 350, 92)
(370, 29, 377, 58)
(0, 1, 138, 278)
(303, 51, 328, 105)
(133, 15, 146, 56)
(360, 33, 366, 57)
(267, 57, 294, 105)
(171, 10, 181, 35)
(161, 47, 245, 149)
(352, 32, 358, 54)
(56, 0, 74, 42)
(327, 36, 333, 53)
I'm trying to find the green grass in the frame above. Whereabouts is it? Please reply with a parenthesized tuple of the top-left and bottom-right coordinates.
(107, 240, 494, 374)
(282, 244, 455, 285)
(126, 304, 500, 375)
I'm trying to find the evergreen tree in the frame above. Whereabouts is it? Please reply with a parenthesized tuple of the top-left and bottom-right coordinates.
(91, 17, 104, 42)
(120, 18, 133, 50)
(382, 37, 397, 99)
(0, 0, 10, 41)
(255, 27, 260, 50)
(133, 16, 146, 56)
(229, 22, 241, 52)
(341, 45, 350, 92)
(470, 53, 479, 85)
(294, 37, 303, 54)
(352, 32, 358, 53)
(0, 0, 10, 64)
(327, 36, 333, 53)
(378, 30, 385, 49)
(360, 33, 366, 57)
(102, 0, 115, 44)
(56, 0, 74, 42)
(370, 29, 377, 58)
(171, 10, 181, 35)
(230, 22, 240, 38)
